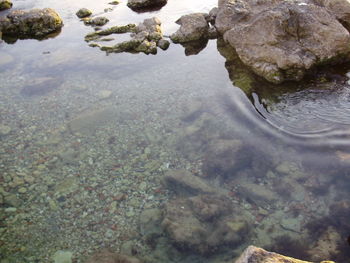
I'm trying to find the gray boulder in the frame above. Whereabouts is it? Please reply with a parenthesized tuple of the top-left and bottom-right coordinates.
(216, 0, 350, 83)
(170, 13, 209, 43)
(0, 0, 12, 11)
(127, 0, 167, 11)
(0, 8, 63, 37)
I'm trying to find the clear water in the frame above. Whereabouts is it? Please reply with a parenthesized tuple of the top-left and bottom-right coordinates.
(1, 0, 350, 262)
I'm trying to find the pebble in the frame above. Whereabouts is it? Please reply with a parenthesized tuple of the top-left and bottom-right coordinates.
(5, 207, 17, 213)
(98, 90, 113, 99)
(18, 187, 27, 193)
(52, 250, 73, 263)
(0, 125, 11, 136)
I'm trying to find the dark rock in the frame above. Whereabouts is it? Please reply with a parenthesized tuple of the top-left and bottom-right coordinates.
(76, 8, 92, 18)
(215, 0, 350, 83)
(85, 249, 142, 263)
(157, 39, 170, 50)
(127, 0, 167, 11)
(162, 194, 251, 255)
(170, 13, 209, 43)
(0, 0, 12, 11)
(208, 7, 218, 24)
(162, 169, 216, 196)
(235, 246, 321, 263)
(0, 8, 63, 38)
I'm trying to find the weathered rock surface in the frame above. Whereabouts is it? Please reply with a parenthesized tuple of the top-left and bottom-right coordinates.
(0, 8, 63, 37)
(85, 249, 142, 263)
(170, 13, 209, 43)
(86, 17, 169, 54)
(127, 0, 167, 11)
(215, 0, 350, 83)
(235, 245, 334, 263)
(76, 8, 92, 18)
(0, 0, 12, 11)
(84, 16, 109, 26)
(162, 194, 250, 255)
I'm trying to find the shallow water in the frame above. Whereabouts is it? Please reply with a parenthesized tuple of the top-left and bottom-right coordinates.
(1, 0, 350, 262)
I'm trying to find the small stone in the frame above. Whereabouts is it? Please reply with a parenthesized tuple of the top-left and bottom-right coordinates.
(98, 90, 113, 99)
(18, 187, 27, 193)
(157, 39, 170, 50)
(0, 125, 11, 136)
(4, 207, 17, 213)
(52, 250, 73, 263)
(84, 17, 109, 26)
(23, 175, 35, 184)
(139, 182, 147, 191)
(109, 1, 120, 5)
(76, 8, 92, 18)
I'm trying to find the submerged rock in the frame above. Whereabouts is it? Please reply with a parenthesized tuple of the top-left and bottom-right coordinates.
(170, 13, 209, 43)
(236, 245, 335, 263)
(0, 0, 12, 11)
(127, 0, 167, 11)
(215, 0, 350, 83)
(0, 8, 63, 38)
(162, 169, 216, 196)
(76, 8, 92, 18)
(162, 194, 251, 255)
(85, 249, 142, 263)
(202, 138, 248, 177)
(20, 77, 61, 96)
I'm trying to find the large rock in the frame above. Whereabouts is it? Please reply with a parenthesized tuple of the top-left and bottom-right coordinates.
(127, 0, 167, 11)
(0, 8, 63, 37)
(235, 245, 334, 263)
(215, 0, 350, 83)
(0, 0, 12, 11)
(170, 13, 209, 43)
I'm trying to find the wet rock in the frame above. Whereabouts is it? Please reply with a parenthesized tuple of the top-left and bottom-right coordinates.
(170, 13, 209, 43)
(20, 77, 61, 96)
(86, 17, 168, 54)
(162, 194, 250, 255)
(85, 24, 136, 42)
(0, 0, 12, 11)
(202, 138, 247, 177)
(157, 39, 170, 50)
(0, 8, 63, 38)
(235, 246, 323, 263)
(76, 8, 92, 18)
(52, 250, 73, 263)
(127, 0, 167, 11)
(215, 0, 350, 83)
(84, 17, 109, 27)
(85, 249, 142, 263)
(163, 169, 216, 196)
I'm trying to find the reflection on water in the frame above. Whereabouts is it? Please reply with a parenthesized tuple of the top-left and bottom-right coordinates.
(1, 0, 350, 263)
